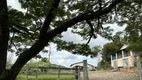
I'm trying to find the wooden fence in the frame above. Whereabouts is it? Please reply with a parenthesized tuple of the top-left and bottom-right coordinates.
(25, 60, 88, 80)
(26, 66, 80, 80)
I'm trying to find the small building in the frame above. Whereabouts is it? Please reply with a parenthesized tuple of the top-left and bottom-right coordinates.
(70, 61, 95, 71)
(111, 45, 137, 72)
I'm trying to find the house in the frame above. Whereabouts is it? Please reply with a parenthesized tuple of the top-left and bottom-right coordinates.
(70, 61, 95, 71)
(111, 45, 137, 72)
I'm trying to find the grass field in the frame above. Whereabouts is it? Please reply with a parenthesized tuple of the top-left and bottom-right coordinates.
(16, 75, 75, 80)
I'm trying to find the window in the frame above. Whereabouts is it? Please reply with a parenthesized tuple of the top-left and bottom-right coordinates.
(123, 49, 130, 57)
(112, 55, 116, 60)
(117, 51, 122, 59)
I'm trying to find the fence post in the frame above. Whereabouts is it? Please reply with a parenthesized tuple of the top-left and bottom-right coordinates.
(26, 66, 28, 80)
(136, 56, 142, 80)
(83, 60, 88, 80)
(58, 66, 60, 80)
(36, 67, 38, 80)
(78, 67, 81, 80)
(75, 66, 78, 80)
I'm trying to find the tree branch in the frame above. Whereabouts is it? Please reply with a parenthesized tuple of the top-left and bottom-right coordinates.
(10, 33, 18, 51)
(86, 20, 96, 38)
(9, 23, 32, 35)
(9, 25, 23, 33)
(82, 34, 93, 49)
(98, 0, 102, 10)
(81, 20, 97, 49)
(95, 17, 102, 32)
(39, 0, 60, 40)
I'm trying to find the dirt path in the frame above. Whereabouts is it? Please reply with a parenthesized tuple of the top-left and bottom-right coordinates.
(81, 71, 139, 80)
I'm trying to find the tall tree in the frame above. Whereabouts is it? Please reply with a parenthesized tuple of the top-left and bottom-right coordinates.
(116, 0, 142, 54)
(0, 0, 9, 79)
(102, 32, 124, 63)
(1, 0, 142, 80)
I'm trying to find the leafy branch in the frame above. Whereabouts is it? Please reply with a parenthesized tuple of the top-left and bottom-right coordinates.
(11, 0, 124, 77)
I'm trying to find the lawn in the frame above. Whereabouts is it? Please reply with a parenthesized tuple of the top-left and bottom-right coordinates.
(16, 75, 75, 80)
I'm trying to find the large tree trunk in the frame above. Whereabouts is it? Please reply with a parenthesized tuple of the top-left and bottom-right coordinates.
(0, 0, 9, 79)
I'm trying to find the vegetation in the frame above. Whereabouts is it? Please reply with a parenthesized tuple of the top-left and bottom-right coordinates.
(16, 75, 75, 80)
(103, 32, 124, 61)
(98, 32, 125, 69)
(126, 34, 142, 55)
(0, 0, 142, 80)
(27, 58, 51, 67)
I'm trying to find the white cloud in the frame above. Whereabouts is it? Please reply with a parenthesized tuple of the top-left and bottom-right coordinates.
(61, 28, 85, 44)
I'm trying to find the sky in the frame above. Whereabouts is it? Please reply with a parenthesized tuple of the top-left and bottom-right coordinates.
(7, 0, 125, 67)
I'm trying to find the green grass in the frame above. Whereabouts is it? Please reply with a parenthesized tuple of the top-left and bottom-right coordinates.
(16, 75, 75, 80)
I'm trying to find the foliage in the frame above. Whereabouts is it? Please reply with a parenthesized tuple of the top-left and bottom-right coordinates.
(7, 0, 142, 58)
(115, 0, 142, 53)
(126, 32, 142, 53)
(101, 32, 124, 62)
(27, 58, 51, 67)
(127, 38, 142, 56)
(97, 60, 111, 69)
(102, 42, 118, 61)
(55, 40, 102, 57)
(7, 0, 125, 58)
(7, 0, 114, 57)
(128, 42, 142, 52)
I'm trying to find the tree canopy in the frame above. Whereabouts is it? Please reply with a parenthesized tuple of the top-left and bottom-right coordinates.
(8, 0, 117, 57)
(1, 0, 142, 79)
